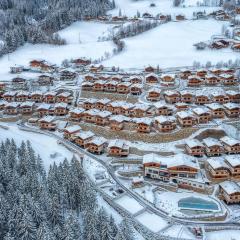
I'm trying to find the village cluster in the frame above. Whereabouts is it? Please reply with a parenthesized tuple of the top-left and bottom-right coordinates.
(0, 57, 240, 209)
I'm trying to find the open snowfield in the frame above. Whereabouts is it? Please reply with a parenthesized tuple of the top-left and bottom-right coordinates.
(0, 22, 115, 80)
(135, 211, 168, 232)
(109, 0, 220, 18)
(206, 230, 240, 240)
(114, 194, 144, 214)
(104, 19, 239, 68)
(0, 123, 73, 169)
(161, 225, 196, 239)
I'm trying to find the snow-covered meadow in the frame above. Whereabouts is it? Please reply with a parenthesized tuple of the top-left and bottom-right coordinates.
(0, 123, 73, 169)
(109, 0, 221, 18)
(104, 19, 239, 68)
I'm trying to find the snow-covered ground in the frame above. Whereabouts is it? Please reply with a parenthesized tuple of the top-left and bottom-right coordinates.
(206, 230, 240, 240)
(0, 123, 73, 169)
(0, 21, 114, 81)
(135, 211, 168, 232)
(108, 0, 220, 18)
(114, 194, 145, 214)
(161, 225, 196, 239)
(104, 19, 238, 68)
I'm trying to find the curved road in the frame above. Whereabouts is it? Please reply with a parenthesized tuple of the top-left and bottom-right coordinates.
(17, 122, 240, 229)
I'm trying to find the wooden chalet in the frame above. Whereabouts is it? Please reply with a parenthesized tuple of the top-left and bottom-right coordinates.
(154, 102, 174, 116)
(63, 125, 81, 139)
(176, 111, 196, 127)
(69, 108, 85, 121)
(3, 91, 17, 102)
(111, 75, 123, 82)
(82, 81, 93, 91)
(56, 92, 73, 104)
(104, 81, 118, 92)
(180, 69, 192, 79)
(196, 69, 207, 78)
(226, 90, 240, 103)
(185, 139, 205, 157)
(195, 91, 210, 105)
(37, 104, 51, 117)
(175, 14, 185, 21)
(54, 103, 68, 116)
(95, 111, 112, 126)
(85, 137, 108, 155)
(206, 157, 230, 179)
(43, 91, 57, 104)
(206, 103, 225, 118)
(20, 102, 35, 115)
(220, 136, 240, 154)
(187, 75, 203, 87)
(30, 60, 55, 72)
(175, 102, 189, 111)
(161, 74, 175, 86)
(84, 74, 95, 82)
(130, 84, 143, 95)
(0, 82, 6, 91)
(93, 80, 106, 91)
(223, 103, 240, 118)
(203, 137, 224, 156)
(72, 58, 91, 67)
(38, 74, 54, 86)
(145, 73, 159, 84)
(12, 77, 27, 89)
(192, 107, 212, 123)
(4, 102, 19, 115)
(219, 73, 237, 85)
(131, 104, 154, 118)
(204, 74, 220, 85)
(180, 90, 195, 103)
(0, 100, 7, 110)
(164, 90, 180, 104)
(129, 75, 143, 84)
(155, 116, 177, 132)
(225, 156, 240, 178)
(82, 98, 97, 110)
(73, 131, 95, 147)
(31, 91, 43, 103)
(117, 82, 131, 94)
(144, 66, 155, 72)
(15, 91, 29, 102)
(107, 139, 129, 157)
(60, 70, 77, 81)
(39, 116, 56, 130)
(109, 115, 126, 131)
(147, 88, 161, 102)
(219, 181, 240, 204)
(95, 99, 111, 110)
(134, 118, 152, 133)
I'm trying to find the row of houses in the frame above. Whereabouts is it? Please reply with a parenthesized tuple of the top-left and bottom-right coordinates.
(148, 89, 240, 103)
(1, 91, 73, 104)
(185, 137, 240, 157)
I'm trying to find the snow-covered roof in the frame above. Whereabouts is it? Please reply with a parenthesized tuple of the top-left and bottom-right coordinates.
(195, 90, 209, 97)
(16, 91, 29, 96)
(202, 137, 222, 147)
(154, 102, 174, 109)
(155, 115, 176, 124)
(176, 111, 195, 119)
(89, 136, 107, 146)
(96, 98, 111, 105)
(69, 108, 85, 114)
(185, 139, 203, 148)
(3, 91, 17, 97)
(225, 155, 240, 167)
(109, 115, 128, 123)
(55, 102, 68, 109)
(64, 125, 81, 133)
(57, 92, 72, 98)
(108, 139, 129, 150)
(220, 136, 240, 146)
(96, 110, 112, 118)
(223, 103, 240, 110)
(148, 87, 161, 94)
(219, 181, 240, 195)
(143, 153, 199, 169)
(44, 91, 57, 96)
(117, 82, 132, 87)
(37, 103, 52, 110)
(20, 101, 35, 107)
(206, 103, 224, 110)
(83, 98, 97, 104)
(133, 103, 151, 111)
(133, 117, 152, 125)
(207, 157, 228, 170)
(5, 102, 20, 108)
(192, 107, 210, 115)
(75, 131, 95, 140)
(226, 90, 239, 96)
(164, 90, 179, 96)
(31, 90, 44, 96)
(82, 81, 94, 86)
(39, 116, 56, 123)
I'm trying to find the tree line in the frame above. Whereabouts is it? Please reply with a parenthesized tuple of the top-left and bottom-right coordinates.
(0, 138, 135, 240)
(0, 0, 114, 56)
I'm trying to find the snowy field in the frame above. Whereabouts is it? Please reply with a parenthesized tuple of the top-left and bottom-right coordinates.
(0, 123, 73, 169)
(114, 195, 144, 214)
(206, 230, 240, 240)
(104, 19, 239, 68)
(109, 0, 220, 18)
(135, 211, 168, 232)
(0, 22, 115, 80)
(161, 225, 196, 239)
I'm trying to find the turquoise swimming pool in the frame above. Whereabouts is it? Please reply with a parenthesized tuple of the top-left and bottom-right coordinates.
(178, 197, 219, 211)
